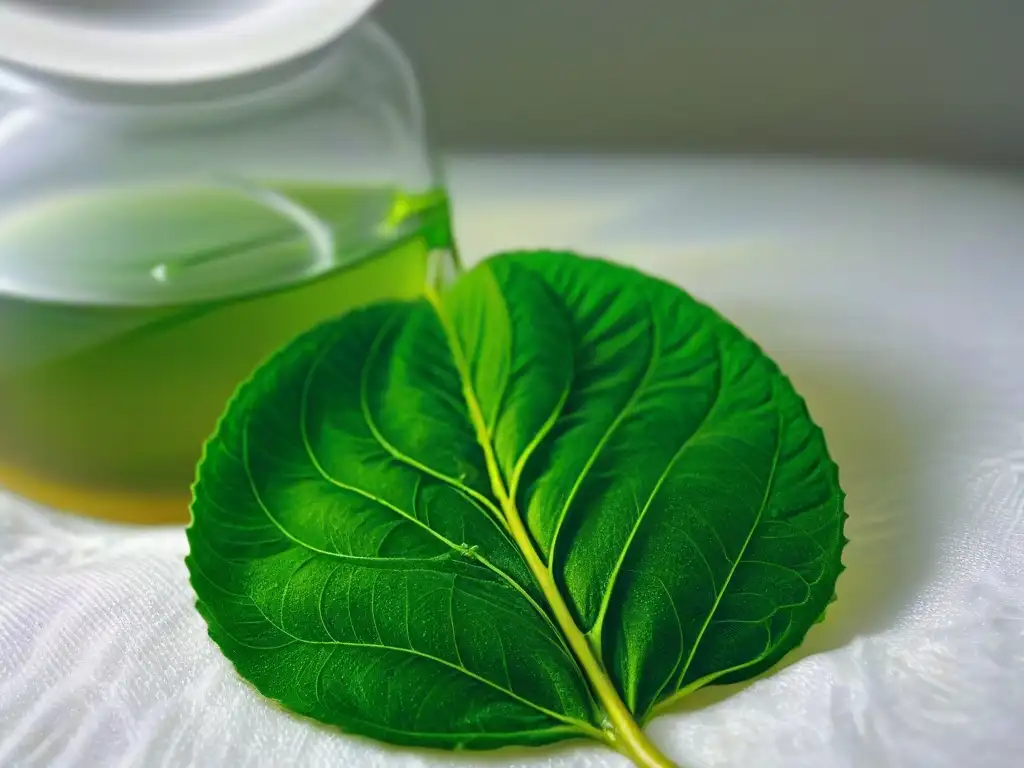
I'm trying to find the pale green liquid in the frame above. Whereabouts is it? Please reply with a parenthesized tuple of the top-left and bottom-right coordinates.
(0, 182, 454, 523)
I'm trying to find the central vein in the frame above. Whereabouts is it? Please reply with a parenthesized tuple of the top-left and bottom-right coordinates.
(425, 286, 678, 768)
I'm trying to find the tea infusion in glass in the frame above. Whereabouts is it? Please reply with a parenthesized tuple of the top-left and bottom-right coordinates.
(0, 21, 455, 523)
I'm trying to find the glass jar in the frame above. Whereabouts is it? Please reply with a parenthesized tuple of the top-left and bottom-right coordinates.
(0, 16, 455, 524)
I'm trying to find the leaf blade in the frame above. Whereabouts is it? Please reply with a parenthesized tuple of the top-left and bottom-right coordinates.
(188, 250, 846, 760)
(495, 253, 845, 716)
(188, 302, 599, 749)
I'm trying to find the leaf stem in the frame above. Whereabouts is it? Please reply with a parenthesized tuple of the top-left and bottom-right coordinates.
(427, 287, 678, 768)
(501, 506, 677, 768)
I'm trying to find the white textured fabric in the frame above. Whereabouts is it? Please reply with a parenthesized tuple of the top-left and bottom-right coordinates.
(2, 157, 1023, 768)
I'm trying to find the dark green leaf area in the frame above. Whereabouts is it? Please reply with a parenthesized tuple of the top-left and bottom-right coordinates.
(501, 254, 844, 719)
(192, 558, 590, 749)
(187, 251, 846, 755)
(187, 302, 596, 749)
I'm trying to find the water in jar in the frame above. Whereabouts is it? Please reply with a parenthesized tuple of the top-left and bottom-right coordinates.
(0, 180, 456, 523)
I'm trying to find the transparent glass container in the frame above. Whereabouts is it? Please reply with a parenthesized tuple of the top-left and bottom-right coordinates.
(0, 19, 456, 523)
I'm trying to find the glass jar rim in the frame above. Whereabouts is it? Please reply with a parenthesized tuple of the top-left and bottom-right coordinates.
(0, 20, 420, 127)
(0, 0, 380, 86)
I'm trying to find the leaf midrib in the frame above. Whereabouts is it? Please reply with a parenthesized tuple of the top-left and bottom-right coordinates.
(211, 485, 599, 734)
(425, 280, 680, 767)
(231, 311, 571, 643)
(233, 308, 603, 737)
(356, 307, 510, 529)
(343, 313, 572, 642)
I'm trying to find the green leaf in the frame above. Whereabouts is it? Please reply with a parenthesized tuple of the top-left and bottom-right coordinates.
(187, 251, 846, 766)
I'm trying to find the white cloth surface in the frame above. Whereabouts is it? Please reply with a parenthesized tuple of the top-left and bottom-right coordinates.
(2, 156, 1023, 768)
